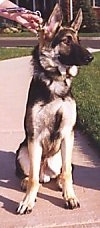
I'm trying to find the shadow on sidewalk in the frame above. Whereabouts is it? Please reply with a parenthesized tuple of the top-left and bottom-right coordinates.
(74, 164, 100, 191)
(0, 195, 18, 215)
(0, 150, 20, 192)
(38, 192, 64, 209)
(0, 150, 21, 214)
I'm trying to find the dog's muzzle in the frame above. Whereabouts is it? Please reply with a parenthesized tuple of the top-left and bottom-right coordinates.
(77, 46, 94, 65)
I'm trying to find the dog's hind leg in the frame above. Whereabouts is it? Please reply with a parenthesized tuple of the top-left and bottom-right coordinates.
(17, 140, 42, 214)
(61, 130, 80, 209)
(16, 139, 29, 179)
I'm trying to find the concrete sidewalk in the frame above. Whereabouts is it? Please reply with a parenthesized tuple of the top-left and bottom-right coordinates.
(0, 57, 100, 228)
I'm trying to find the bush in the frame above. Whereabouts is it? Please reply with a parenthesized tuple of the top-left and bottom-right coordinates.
(72, 52, 100, 147)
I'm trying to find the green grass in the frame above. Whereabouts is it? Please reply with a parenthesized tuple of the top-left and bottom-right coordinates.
(79, 32, 100, 37)
(0, 31, 100, 37)
(72, 52, 100, 147)
(0, 47, 33, 60)
(0, 31, 35, 37)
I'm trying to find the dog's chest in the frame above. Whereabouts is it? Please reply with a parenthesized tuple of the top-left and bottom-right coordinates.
(49, 80, 71, 97)
(27, 97, 76, 157)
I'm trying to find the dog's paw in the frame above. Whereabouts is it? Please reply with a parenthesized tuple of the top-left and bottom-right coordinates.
(16, 197, 35, 215)
(64, 197, 80, 210)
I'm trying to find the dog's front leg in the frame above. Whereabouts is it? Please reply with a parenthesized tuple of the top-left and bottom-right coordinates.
(17, 140, 42, 214)
(61, 130, 80, 209)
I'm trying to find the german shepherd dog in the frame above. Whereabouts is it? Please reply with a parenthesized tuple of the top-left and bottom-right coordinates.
(16, 4, 93, 214)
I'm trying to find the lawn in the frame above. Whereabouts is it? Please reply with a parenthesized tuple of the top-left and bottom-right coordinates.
(0, 31, 100, 37)
(0, 31, 34, 37)
(0, 47, 33, 60)
(0, 48, 100, 147)
(72, 52, 100, 147)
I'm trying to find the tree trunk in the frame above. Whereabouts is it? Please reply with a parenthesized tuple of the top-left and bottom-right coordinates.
(60, 0, 70, 23)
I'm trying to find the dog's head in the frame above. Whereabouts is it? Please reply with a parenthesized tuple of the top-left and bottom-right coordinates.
(38, 4, 93, 77)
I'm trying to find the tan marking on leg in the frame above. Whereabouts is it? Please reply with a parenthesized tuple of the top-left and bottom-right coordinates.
(61, 131, 80, 209)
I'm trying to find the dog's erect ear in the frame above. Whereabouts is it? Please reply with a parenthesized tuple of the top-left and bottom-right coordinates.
(71, 8, 83, 32)
(44, 3, 63, 39)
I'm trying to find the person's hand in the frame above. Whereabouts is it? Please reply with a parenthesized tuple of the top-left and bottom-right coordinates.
(0, 0, 43, 34)
(18, 13, 43, 34)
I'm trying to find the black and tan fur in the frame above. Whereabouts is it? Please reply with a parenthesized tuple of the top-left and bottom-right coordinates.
(16, 4, 93, 214)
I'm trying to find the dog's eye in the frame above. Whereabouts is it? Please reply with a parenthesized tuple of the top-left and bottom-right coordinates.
(67, 36, 72, 44)
(61, 36, 72, 45)
(61, 38, 67, 44)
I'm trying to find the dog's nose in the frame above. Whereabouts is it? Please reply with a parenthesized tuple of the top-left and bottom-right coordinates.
(88, 55, 94, 62)
(85, 54, 94, 64)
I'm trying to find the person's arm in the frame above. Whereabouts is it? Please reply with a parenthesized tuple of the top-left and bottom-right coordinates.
(0, 0, 42, 33)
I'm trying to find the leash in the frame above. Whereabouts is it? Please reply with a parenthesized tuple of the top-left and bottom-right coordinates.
(0, 7, 41, 17)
